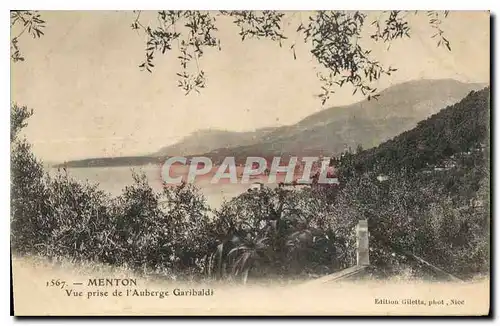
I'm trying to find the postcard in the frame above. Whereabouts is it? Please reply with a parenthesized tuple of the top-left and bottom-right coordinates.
(10, 10, 490, 316)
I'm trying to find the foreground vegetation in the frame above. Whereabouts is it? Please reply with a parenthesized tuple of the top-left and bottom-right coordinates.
(10, 89, 490, 283)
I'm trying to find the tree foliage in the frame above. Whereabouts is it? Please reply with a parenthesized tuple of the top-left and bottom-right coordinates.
(11, 10, 452, 104)
(209, 187, 340, 282)
(10, 87, 490, 281)
(330, 88, 490, 278)
(10, 11, 489, 282)
(10, 11, 45, 62)
(131, 10, 451, 104)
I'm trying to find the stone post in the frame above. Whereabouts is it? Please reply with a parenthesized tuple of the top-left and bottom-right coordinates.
(356, 219, 370, 266)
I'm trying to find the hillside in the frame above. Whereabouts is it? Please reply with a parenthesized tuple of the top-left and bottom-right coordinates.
(201, 79, 485, 164)
(152, 127, 275, 157)
(342, 87, 490, 176)
(330, 87, 490, 279)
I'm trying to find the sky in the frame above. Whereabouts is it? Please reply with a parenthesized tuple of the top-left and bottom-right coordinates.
(11, 11, 490, 162)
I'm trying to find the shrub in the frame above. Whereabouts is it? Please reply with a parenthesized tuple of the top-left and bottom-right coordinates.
(209, 186, 342, 282)
(11, 100, 490, 282)
(10, 104, 50, 254)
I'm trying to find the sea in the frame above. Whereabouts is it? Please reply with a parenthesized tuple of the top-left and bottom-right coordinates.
(48, 165, 269, 210)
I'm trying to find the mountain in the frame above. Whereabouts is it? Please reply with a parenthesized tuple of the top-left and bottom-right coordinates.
(200, 79, 486, 164)
(341, 86, 490, 177)
(333, 87, 490, 279)
(57, 79, 486, 168)
(152, 127, 275, 157)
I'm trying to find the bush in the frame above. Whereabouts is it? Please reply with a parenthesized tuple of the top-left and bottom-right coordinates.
(11, 100, 490, 282)
(10, 103, 215, 279)
(11, 104, 50, 254)
(208, 186, 342, 282)
(43, 170, 116, 262)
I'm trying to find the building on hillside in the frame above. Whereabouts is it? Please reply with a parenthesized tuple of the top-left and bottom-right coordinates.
(248, 182, 264, 192)
(470, 198, 485, 208)
(278, 182, 311, 191)
(377, 174, 390, 182)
